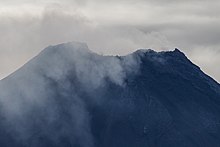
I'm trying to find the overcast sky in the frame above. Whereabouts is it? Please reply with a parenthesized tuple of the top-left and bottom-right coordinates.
(0, 0, 220, 82)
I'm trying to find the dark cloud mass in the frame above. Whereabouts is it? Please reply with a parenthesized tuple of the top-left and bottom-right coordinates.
(0, 0, 219, 82)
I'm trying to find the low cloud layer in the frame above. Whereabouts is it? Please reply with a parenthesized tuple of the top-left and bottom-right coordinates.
(0, 0, 220, 82)
(0, 42, 141, 146)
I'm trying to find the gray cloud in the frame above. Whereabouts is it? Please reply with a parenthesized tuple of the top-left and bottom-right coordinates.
(0, 0, 219, 82)
(0, 41, 141, 146)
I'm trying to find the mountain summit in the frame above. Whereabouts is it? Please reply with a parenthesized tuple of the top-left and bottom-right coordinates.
(0, 42, 220, 147)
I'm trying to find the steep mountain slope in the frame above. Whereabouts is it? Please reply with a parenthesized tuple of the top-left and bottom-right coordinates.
(0, 42, 220, 147)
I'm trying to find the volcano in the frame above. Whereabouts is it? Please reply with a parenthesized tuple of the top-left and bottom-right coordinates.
(0, 42, 220, 147)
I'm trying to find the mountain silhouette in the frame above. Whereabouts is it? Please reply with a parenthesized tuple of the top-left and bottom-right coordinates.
(0, 42, 220, 147)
